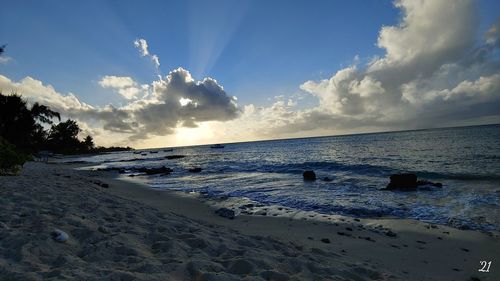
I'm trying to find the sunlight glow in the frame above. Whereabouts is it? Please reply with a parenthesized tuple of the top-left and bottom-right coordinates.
(179, 97, 193, 106)
(173, 123, 215, 146)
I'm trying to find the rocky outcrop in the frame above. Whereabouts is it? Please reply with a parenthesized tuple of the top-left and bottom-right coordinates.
(165, 155, 186, 160)
(384, 173, 442, 191)
(303, 170, 317, 181)
(416, 180, 443, 188)
(385, 173, 417, 190)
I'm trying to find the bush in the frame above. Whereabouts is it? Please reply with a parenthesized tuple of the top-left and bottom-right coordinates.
(0, 137, 29, 175)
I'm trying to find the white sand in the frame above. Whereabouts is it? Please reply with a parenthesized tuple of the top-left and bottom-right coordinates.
(0, 162, 498, 280)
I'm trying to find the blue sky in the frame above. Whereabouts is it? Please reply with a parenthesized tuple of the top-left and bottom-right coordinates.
(1, 0, 499, 147)
(2, 0, 400, 106)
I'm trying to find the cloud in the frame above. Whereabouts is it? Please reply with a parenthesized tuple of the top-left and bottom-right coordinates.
(0, 67, 240, 144)
(2, 0, 499, 148)
(0, 75, 93, 113)
(134, 38, 160, 69)
(126, 67, 239, 139)
(253, 0, 500, 136)
(99, 76, 136, 88)
(98, 75, 146, 100)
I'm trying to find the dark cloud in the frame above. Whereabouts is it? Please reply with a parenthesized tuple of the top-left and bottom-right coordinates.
(123, 68, 239, 139)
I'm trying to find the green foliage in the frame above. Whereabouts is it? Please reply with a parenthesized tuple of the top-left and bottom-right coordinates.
(0, 137, 29, 175)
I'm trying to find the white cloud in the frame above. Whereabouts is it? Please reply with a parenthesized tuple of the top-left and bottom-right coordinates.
(134, 38, 149, 56)
(370, 0, 476, 71)
(0, 75, 92, 112)
(98, 75, 144, 100)
(99, 76, 136, 88)
(282, 0, 500, 133)
(134, 38, 160, 69)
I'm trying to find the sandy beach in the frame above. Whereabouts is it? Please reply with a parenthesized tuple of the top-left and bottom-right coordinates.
(0, 162, 498, 281)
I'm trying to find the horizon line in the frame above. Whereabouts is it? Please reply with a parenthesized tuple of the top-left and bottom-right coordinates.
(132, 122, 500, 151)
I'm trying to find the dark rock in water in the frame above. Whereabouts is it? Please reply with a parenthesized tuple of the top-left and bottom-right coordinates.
(303, 170, 317, 181)
(188, 167, 202, 173)
(386, 173, 417, 190)
(136, 166, 173, 175)
(320, 238, 331, 244)
(385, 230, 397, 237)
(215, 208, 235, 219)
(322, 177, 333, 182)
(97, 167, 125, 173)
(385, 173, 443, 191)
(165, 155, 186, 160)
(416, 180, 443, 188)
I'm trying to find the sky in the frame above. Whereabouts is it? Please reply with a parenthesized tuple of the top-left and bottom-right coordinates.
(0, 0, 499, 148)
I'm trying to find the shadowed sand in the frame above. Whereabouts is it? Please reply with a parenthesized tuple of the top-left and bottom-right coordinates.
(0, 162, 498, 280)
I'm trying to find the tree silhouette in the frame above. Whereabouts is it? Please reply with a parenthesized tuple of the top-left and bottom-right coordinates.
(47, 119, 81, 154)
(31, 102, 60, 124)
(0, 93, 37, 151)
(0, 93, 61, 152)
(83, 135, 95, 152)
(0, 92, 131, 158)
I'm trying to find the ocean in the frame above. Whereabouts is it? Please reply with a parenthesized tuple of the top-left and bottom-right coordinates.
(74, 124, 500, 232)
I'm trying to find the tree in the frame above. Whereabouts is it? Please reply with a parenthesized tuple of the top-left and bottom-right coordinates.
(0, 92, 132, 157)
(31, 102, 60, 124)
(0, 93, 61, 152)
(0, 93, 37, 151)
(83, 135, 95, 152)
(47, 119, 81, 154)
(0, 136, 30, 175)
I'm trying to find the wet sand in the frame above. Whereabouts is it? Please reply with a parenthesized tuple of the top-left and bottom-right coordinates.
(0, 162, 498, 280)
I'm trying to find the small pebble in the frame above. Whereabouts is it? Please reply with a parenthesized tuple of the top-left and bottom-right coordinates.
(51, 229, 69, 243)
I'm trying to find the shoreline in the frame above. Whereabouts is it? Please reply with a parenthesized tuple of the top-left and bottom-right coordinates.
(1, 162, 499, 280)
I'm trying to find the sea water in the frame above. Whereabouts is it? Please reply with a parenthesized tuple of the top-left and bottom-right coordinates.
(76, 124, 500, 231)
